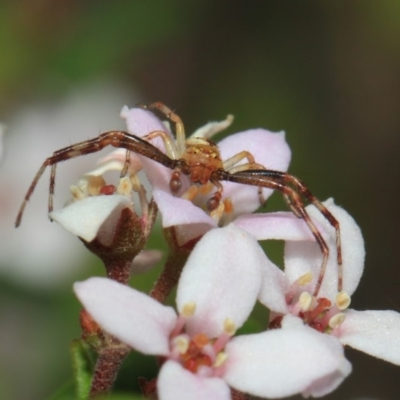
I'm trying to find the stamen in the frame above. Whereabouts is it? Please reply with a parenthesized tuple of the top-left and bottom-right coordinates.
(299, 291, 313, 312)
(336, 292, 351, 310)
(297, 272, 313, 286)
(172, 335, 189, 354)
(192, 333, 209, 348)
(210, 201, 225, 222)
(86, 175, 106, 196)
(214, 352, 228, 368)
(223, 198, 234, 214)
(70, 184, 85, 201)
(328, 312, 346, 329)
(117, 176, 133, 196)
(223, 318, 236, 336)
(182, 302, 196, 318)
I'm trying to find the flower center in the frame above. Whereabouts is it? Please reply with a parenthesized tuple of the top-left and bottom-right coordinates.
(179, 334, 213, 373)
(270, 273, 351, 334)
(169, 304, 233, 376)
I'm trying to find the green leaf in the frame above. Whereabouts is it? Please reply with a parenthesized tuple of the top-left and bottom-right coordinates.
(70, 339, 95, 400)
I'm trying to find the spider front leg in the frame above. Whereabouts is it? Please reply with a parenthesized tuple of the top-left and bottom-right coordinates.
(15, 131, 175, 227)
(218, 169, 337, 297)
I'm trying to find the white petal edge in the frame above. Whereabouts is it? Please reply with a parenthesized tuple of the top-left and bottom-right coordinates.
(50, 195, 132, 243)
(339, 309, 400, 365)
(176, 224, 263, 337)
(74, 277, 177, 355)
(258, 260, 289, 313)
(224, 321, 351, 398)
(234, 211, 315, 241)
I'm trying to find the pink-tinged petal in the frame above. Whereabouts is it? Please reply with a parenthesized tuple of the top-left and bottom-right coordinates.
(131, 249, 163, 274)
(258, 260, 289, 313)
(234, 211, 315, 241)
(120, 106, 171, 150)
(157, 360, 231, 400)
(74, 277, 177, 356)
(285, 198, 365, 298)
(224, 319, 351, 398)
(153, 189, 216, 245)
(176, 224, 264, 337)
(153, 190, 215, 228)
(218, 129, 291, 216)
(50, 195, 132, 244)
(339, 309, 400, 365)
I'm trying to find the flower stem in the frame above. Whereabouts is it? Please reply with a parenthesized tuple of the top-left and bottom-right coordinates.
(89, 343, 130, 397)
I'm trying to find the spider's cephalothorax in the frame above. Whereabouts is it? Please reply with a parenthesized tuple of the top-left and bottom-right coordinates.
(15, 102, 342, 297)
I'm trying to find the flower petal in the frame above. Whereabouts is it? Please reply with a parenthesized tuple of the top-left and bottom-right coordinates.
(224, 316, 351, 398)
(153, 189, 216, 245)
(50, 195, 133, 243)
(339, 309, 400, 365)
(74, 277, 177, 355)
(157, 360, 231, 400)
(258, 260, 289, 313)
(176, 224, 264, 337)
(234, 211, 315, 241)
(218, 129, 291, 217)
(121, 106, 171, 149)
(284, 198, 365, 298)
(131, 249, 163, 274)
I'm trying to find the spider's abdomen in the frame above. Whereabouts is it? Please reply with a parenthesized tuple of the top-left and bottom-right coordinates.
(183, 138, 223, 184)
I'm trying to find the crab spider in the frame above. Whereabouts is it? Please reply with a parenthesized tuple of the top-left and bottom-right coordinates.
(15, 102, 341, 297)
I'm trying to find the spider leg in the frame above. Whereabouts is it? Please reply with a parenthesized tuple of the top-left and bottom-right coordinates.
(277, 172, 342, 291)
(144, 102, 186, 157)
(217, 169, 337, 297)
(224, 151, 267, 208)
(142, 130, 179, 159)
(15, 131, 176, 227)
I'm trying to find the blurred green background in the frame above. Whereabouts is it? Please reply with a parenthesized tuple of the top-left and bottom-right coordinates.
(1, 1, 400, 399)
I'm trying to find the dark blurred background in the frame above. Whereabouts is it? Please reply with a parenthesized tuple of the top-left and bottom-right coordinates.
(0, 1, 399, 399)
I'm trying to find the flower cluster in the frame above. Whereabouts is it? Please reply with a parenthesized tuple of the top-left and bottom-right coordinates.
(48, 106, 400, 399)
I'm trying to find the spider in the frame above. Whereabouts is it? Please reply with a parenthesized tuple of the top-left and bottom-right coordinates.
(15, 102, 342, 297)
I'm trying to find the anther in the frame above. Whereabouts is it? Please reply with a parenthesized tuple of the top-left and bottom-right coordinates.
(299, 291, 313, 312)
(223, 318, 236, 336)
(172, 335, 189, 354)
(182, 302, 196, 318)
(336, 292, 351, 310)
(214, 352, 228, 368)
(328, 312, 346, 329)
(86, 175, 106, 196)
(297, 272, 313, 286)
(117, 176, 133, 196)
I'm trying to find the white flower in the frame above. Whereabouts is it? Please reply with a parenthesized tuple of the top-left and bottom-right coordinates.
(258, 198, 400, 388)
(74, 225, 350, 399)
